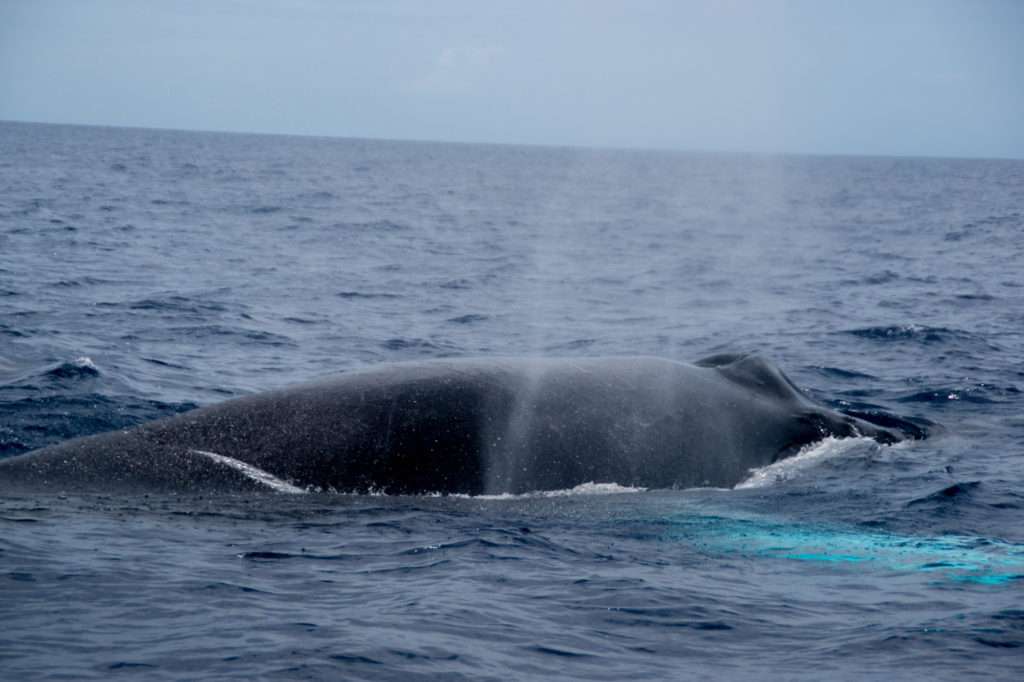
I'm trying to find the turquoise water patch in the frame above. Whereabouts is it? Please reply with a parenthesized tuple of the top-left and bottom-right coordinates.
(667, 514, 1024, 585)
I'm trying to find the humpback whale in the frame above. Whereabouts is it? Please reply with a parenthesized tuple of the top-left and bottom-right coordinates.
(0, 354, 916, 495)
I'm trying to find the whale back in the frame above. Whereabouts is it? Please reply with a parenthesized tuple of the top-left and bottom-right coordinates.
(0, 356, 910, 495)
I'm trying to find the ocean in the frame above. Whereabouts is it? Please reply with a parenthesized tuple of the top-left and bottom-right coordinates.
(1, 120, 1022, 680)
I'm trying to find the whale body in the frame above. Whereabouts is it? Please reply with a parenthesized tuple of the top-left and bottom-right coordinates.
(0, 354, 914, 495)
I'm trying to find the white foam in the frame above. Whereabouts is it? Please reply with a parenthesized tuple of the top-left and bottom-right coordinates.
(735, 437, 876, 489)
(189, 449, 307, 494)
(454, 481, 647, 500)
(72, 356, 97, 370)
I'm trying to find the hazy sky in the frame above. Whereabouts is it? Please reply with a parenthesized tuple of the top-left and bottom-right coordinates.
(1, 0, 1021, 158)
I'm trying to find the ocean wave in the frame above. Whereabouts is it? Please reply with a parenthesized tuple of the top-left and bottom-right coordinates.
(337, 290, 401, 299)
(248, 205, 283, 214)
(897, 383, 1019, 405)
(810, 365, 879, 380)
(126, 295, 230, 314)
(0, 392, 197, 456)
(141, 356, 191, 370)
(907, 481, 983, 507)
(330, 219, 409, 232)
(43, 356, 100, 380)
(447, 313, 489, 324)
(159, 325, 295, 347)
(49, 276, 113, 288)
(380, 337, 450, 352)
(839, 270, 900, 286)
(844, 324, 969, 343)
(544, 338, 598, 351)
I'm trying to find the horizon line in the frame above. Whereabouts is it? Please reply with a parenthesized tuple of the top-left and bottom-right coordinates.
(1, 116, 1020, 164)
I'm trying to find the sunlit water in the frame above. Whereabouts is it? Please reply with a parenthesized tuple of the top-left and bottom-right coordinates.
(1, 121, 1022, 680)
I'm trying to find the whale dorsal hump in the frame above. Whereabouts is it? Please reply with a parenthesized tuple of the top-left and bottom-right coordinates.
(694, 353, 806, 402)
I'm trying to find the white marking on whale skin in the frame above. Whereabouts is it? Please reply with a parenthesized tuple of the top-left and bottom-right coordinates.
(188, 449, 307, 494)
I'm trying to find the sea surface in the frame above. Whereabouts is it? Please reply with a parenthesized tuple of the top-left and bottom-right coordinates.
(1, 120, 1022, 680)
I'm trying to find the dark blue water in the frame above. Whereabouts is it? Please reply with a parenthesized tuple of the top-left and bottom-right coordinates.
(1, 121, 1022, 680)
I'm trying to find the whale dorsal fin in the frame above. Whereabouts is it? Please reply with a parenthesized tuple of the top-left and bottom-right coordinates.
(695, 353, 805, 402)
